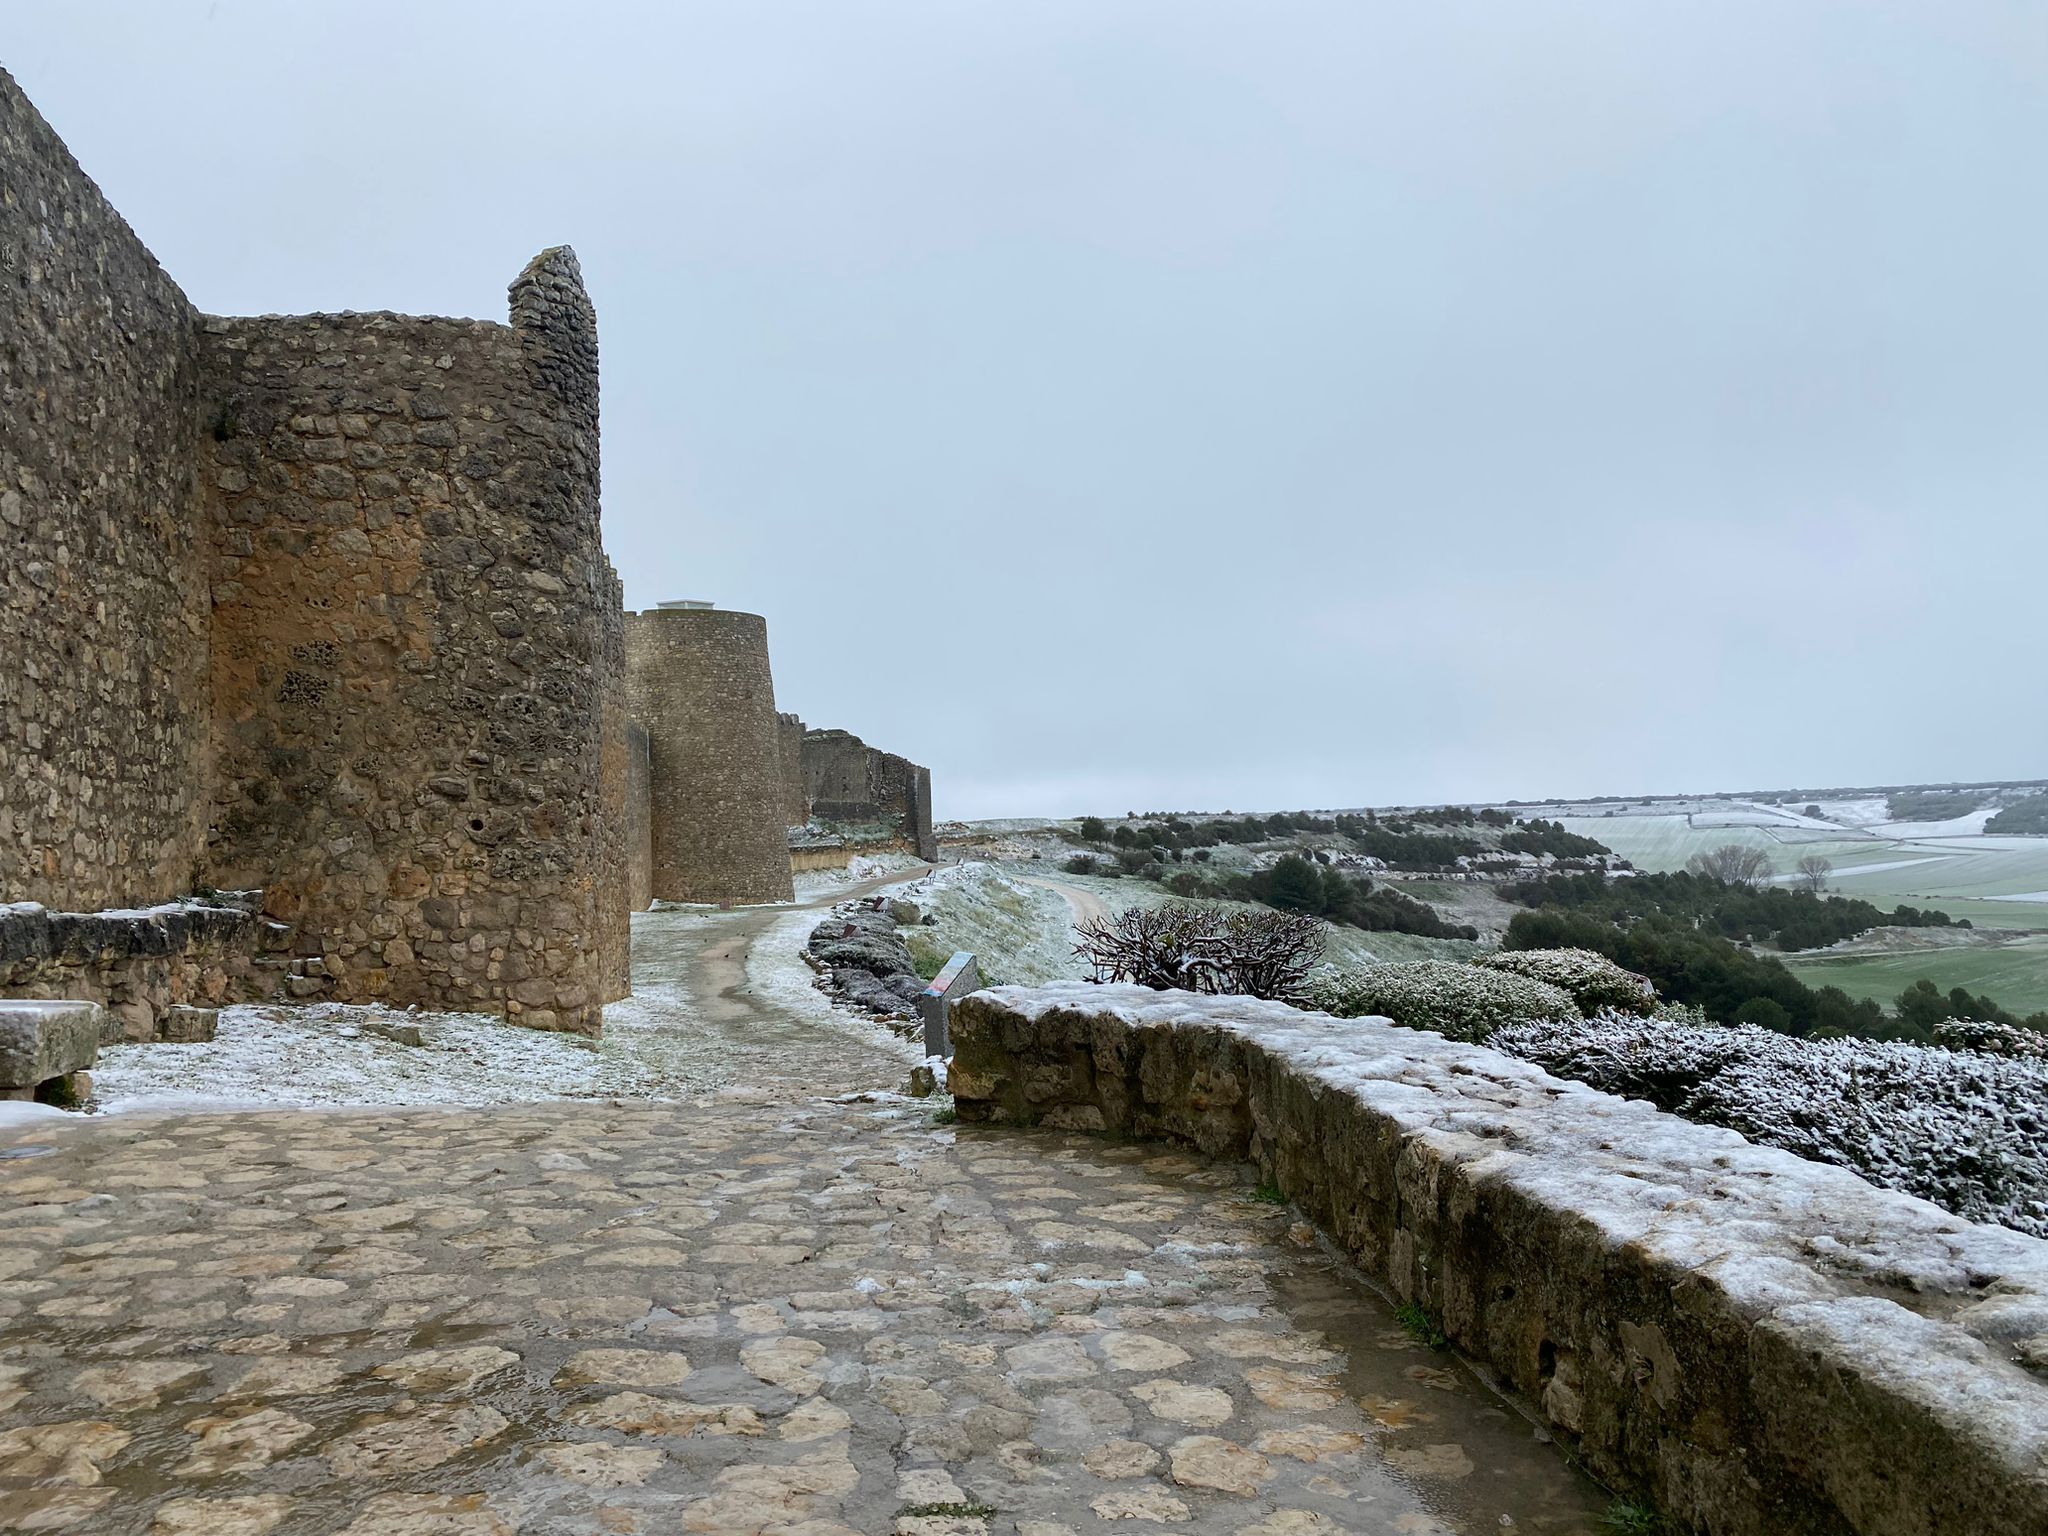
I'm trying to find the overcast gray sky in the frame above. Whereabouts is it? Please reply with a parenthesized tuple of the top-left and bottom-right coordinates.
(10, 3, 2044, 818)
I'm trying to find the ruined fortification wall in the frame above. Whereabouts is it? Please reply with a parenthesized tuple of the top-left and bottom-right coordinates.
(777, 712, 809, 829)
(200, 250, 617, 1033)
(800, 729, 937, 860)
(624, 609, 794, 905)
(625, 722, 653, 913)
(0, 69, 212, 910)
(593, 564, 632, 995)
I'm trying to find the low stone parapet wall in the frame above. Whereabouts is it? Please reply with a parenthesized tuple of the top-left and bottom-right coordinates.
(0, 896, 294, 1042)
(949, 983, 2048, 1536)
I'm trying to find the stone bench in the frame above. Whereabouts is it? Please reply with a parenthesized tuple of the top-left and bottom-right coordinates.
(0, 999, 102, 1103)
(949, 983, 2048, 1536)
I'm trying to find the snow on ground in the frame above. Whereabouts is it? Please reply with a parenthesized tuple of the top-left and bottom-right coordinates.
(89, 1002, 612, 1113)
(88, 889, 926, 1116)
(1818, 798, 1893, 828)
(0, 1101, 69, 1134)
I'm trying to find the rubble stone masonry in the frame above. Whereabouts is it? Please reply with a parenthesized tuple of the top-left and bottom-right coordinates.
(0, 69, 212, 910)
(2, 70, 623, 1033)
(624, 608, 795, 905)
(199, 250, 619, 1032)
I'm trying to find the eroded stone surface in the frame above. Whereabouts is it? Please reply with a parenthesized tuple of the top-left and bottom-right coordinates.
(0, 1098, 1608, 1534)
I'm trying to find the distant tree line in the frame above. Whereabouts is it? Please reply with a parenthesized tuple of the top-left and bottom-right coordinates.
(1236, 855, 1478, 939)
(1502, 876, 2042, 1041)
(1887, 789, 1988, 822)
(1503, 870, 1963, 953)
(1987, 797, 2048, 835)
(1064, 850, 1477, 941)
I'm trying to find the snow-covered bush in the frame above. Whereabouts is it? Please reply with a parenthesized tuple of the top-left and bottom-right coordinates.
(1311, 961, 1576, 1042)
(1489, 1015, 2048, 1238)
(1933, 1018, 2048, 1060)
(1479, 947, 1656, 1016)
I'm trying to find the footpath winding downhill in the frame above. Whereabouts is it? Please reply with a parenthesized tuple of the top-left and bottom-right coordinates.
(0, 878, 1611, 1536)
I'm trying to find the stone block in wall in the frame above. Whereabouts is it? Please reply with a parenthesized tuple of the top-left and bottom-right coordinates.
(949, 983, 2048, 1536)
(0, 999, 101, 1097)
(157, 1005, 218, 1043)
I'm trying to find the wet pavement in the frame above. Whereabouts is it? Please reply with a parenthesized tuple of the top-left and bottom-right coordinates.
(0, 875, 1612, 1535)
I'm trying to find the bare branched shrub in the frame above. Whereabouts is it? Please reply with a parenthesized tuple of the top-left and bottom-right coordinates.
(1074, 902, 1324, 1002)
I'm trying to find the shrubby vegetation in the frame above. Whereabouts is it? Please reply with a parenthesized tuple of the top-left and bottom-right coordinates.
(1235, 855, 1477, 939)
(1310, 961, 1576, 1042)
(1499, 873, 2046, 1041)
(1503, 869, 1961, 952)
(1501, 905, 1893, 1037)
(1488, 1013, 2048, 1238)
(1479, 947, 1655, 1016)
(1986, 795, 2048, 835)
(1074, 903, 1322, 1002)
(1065, 806, 1616, 875)
(1886, 789, 1987, 822)
(1498, 819, 1612, 859)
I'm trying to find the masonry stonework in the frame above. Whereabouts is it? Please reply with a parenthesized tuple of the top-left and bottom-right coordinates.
(2, 71, 625, 1034)
(800, 728, 938, 861)
(0, 69, 212, 911)
(625, 721, 654, 914)
(624, 608, 795, 905)
(199, 251, 618, 1033)
(777, 712, 809, 829)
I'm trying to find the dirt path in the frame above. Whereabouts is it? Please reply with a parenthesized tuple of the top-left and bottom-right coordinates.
(1013, 873, 1114, 928)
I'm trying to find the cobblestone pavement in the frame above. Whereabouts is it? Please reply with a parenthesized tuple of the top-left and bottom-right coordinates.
(0, 1094, 1608, 1535)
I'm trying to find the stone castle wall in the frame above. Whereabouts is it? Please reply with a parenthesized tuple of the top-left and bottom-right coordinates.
(625, 721, 654, 913)
(800, 728, 937, 861)
(199, 249, 619, 1033)
(777, 712, 809, 829)
(0, 898, 290, 1043)
(0, 68, 213, 911)
(624, 608, 795, 905)
(594, 564, 634, 988)
(2, 71, 625, 1034)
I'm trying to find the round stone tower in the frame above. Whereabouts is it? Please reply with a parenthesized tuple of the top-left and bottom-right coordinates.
(623, 604, 795, 905)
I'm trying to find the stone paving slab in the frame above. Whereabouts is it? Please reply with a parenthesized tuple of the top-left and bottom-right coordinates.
(0, 1099, 1607, 1535)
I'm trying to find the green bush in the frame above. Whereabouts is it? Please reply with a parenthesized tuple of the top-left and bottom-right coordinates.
(1311, 961, 1576, 1042)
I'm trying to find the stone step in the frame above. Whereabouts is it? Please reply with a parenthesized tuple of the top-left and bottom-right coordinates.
(0, 998, 103, 1098)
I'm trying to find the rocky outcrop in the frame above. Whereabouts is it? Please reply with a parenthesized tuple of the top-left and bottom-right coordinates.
(949, 983, 2048, 1536)
(804, 902, 924, 1023)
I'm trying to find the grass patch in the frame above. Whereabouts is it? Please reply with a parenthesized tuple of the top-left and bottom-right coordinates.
(1393, 1301, 1449, 1351)
(1597, 1500, 1664, 1535)
(899, 1502, 998, 1520)
(929, 1104, 957, 1126)
(1250, 1183, 1288, 1205)
(904, 929, 951, 981)
(1783, 932, 2048, 1015)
